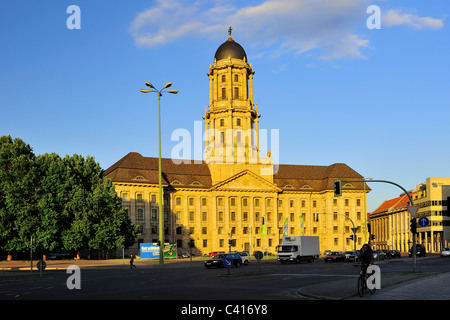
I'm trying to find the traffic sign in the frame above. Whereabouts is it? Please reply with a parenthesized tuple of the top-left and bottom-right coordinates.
(408, 206, 419, 216)
(36, 260, 46, 271)
(418, 216, 429, 227)
(223, 258, 233, 268)
(254, 251, 263, 260)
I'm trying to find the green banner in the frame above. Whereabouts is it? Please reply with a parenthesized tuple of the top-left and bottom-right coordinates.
(283, 218, 288, 236)
(261, 215, 267, 236)
(163, 243, 177, 258)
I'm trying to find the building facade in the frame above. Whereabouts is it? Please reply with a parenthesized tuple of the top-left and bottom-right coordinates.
(369, 177, 450, 253)
(105, 33, 370, 256)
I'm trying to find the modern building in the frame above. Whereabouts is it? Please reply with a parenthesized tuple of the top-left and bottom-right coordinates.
(105, 32, 370, 256)
(369, 177, 450, 253)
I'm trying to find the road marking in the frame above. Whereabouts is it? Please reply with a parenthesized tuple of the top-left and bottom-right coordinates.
(270, 273, 357, 278)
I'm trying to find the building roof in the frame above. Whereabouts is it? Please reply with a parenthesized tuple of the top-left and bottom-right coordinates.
(104, 152, 369, 192)
(370, 192, 413, 217)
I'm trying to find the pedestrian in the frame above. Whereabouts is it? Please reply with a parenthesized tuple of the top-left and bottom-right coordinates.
(130, 254, 136, 269)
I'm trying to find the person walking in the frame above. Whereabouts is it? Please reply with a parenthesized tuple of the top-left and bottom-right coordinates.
(130, 254, 136, 269)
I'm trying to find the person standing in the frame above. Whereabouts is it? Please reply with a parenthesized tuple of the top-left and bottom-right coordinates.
(130, 254, 136, 269)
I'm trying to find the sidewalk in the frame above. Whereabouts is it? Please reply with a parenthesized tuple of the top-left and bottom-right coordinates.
(298, 272, 450, 300)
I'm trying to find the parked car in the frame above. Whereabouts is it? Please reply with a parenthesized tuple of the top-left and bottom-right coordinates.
(409, 244, 426, 257)
(324, 252, 345, 262)
(373, 250, 385, 260)
(204, 253, 242, 268)
(382, 250, 390, 258)
(344, 251, 357, 262)
(440, 248, 450, 258)
(47, 252, 72, 260)
(179, 251, 190, 258)
(387, 250, 401, 258)
(238, 251, 250, 265)
(209, 251, 225, 257)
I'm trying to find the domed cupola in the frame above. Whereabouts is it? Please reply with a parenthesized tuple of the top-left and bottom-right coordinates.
(214, 27, 247, 61)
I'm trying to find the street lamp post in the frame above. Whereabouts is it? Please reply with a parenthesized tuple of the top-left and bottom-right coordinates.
(140, 82, 178, 267)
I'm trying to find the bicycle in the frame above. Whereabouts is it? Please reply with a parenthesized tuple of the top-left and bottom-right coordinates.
(357, 268, 376, 297)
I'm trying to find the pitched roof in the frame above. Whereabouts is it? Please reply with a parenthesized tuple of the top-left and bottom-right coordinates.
(370, 192, 413, 216)
(104, 153, 369, 192)
(105, 152, 212, 188)
(274, 163, 369, 192)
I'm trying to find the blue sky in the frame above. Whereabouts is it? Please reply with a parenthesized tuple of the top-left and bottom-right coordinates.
(1, 0, 448, 212)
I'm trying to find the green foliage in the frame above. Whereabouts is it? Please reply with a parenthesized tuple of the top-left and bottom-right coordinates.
(0, 135, 137, 255)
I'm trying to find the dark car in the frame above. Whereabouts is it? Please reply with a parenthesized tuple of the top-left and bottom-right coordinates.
(344, 251, 357, 262)
(387, 250, 401, 258)
(47, 252, 72, 260)
(409, 244, 426, 257)
(204, 253, 242, 268)
(324, 251, 345, 262)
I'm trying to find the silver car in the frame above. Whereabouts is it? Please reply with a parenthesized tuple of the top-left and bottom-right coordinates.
(441, 248, 450, 257)
(238, 251, 250, 265)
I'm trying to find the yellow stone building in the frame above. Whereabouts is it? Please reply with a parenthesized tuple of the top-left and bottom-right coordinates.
(105, 33, 370, 256)
(370, 177, 450, 253)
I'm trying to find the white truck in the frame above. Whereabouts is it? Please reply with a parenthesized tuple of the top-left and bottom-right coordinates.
(277, 236, 320, 264)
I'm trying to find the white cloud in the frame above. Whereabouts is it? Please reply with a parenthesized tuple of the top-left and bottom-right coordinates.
(129, 0, 371, 60)
(129, 0, 444, 60)
(383, 9, 444, 29)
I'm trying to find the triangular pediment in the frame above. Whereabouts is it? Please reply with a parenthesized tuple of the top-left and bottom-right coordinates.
(211, 170, 281, 192)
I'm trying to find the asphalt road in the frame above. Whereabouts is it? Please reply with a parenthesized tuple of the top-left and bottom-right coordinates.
(0, 254, 448, 301)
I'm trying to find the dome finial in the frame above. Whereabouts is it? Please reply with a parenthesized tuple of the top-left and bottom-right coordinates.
(228, 26, 233, 38)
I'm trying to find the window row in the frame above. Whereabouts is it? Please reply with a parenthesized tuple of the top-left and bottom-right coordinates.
(122, 193, 364, 210)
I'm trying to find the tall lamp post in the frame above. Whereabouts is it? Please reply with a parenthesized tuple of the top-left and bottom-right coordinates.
(140, 81, 178, 267)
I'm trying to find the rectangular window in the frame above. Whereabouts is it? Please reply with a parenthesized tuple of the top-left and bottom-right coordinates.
(137, 208, 144, 220)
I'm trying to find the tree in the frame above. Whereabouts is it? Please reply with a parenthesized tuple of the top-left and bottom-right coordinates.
(0, 136, 37, 254)
(0, 135, 138, 257)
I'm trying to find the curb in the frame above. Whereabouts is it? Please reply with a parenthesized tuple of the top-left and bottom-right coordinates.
(297, 272, 438, 300)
